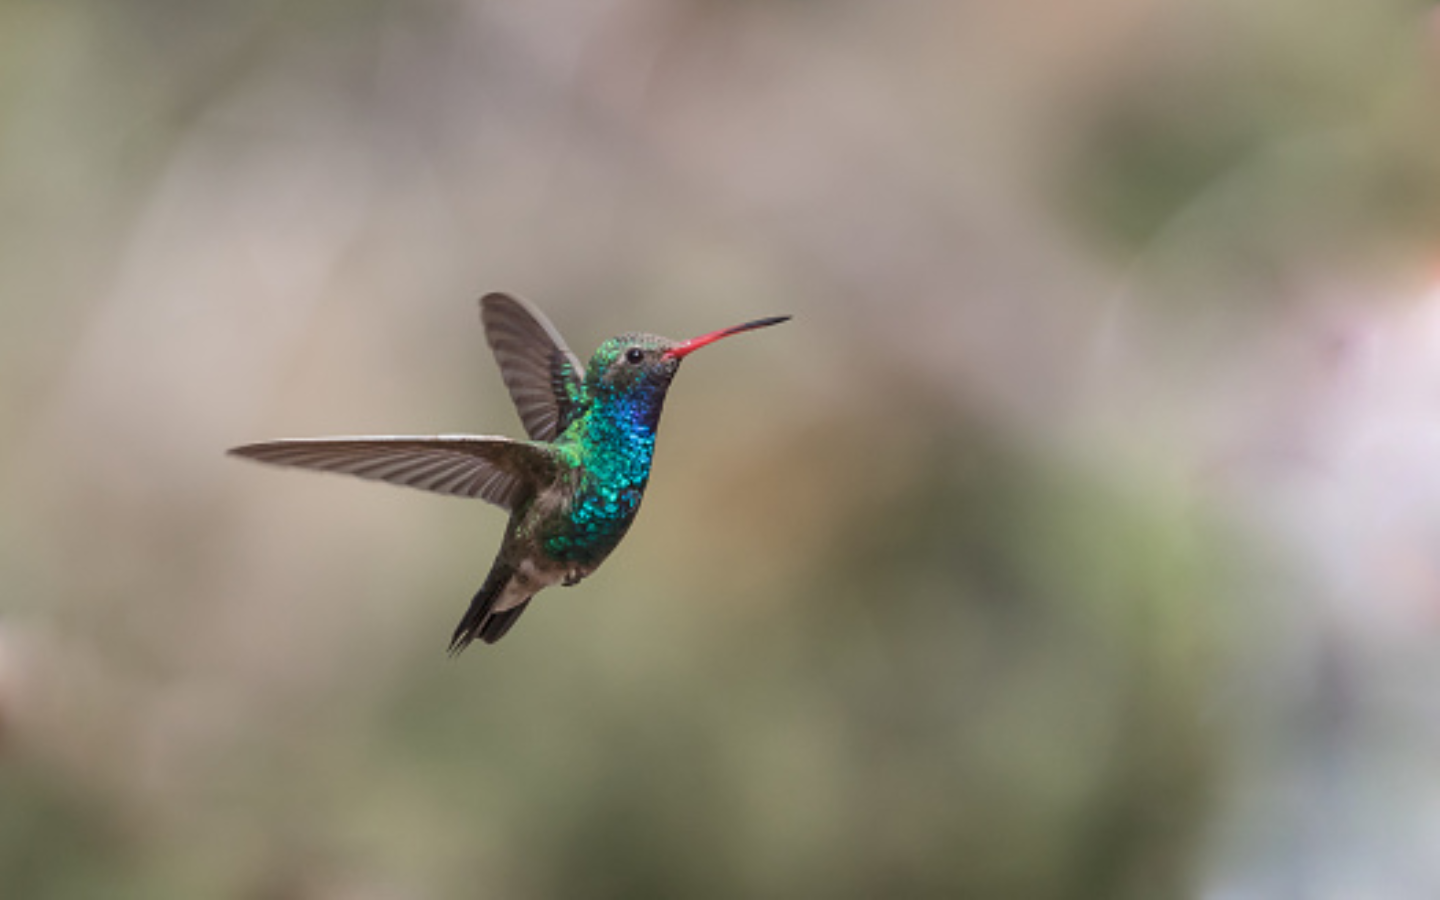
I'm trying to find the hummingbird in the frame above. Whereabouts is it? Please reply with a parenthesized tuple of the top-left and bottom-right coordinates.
(229, 293, 789, 652)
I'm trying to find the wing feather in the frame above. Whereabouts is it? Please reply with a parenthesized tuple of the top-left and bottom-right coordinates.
(228, 435, 557, 510)
(480, 293, 585, 442)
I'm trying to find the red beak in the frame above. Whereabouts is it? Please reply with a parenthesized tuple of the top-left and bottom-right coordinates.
(662, 315, 791, 361)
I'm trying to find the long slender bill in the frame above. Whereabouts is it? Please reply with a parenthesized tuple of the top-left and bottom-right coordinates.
(662, 315, 791, 360)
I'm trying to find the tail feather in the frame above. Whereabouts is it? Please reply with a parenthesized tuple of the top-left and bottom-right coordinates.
(478, 603, 530, 644)
(449, 560, 531, 654)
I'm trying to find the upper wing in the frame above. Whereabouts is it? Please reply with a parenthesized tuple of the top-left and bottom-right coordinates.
(480, 292, 586, 442)
(227, 435, 558, 510)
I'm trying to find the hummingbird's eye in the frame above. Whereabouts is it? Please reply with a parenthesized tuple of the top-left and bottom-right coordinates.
(625, 347, 645, 365)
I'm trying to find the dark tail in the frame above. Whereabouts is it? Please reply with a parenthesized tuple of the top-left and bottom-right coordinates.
(448, 559, 531, 654)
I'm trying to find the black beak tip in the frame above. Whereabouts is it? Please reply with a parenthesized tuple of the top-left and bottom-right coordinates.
(741, 314, 792, 331)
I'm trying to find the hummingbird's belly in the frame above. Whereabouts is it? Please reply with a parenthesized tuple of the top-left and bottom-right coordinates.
(542, 486, 644, 566)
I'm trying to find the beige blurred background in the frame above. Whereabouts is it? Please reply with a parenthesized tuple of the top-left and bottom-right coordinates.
(3, 1, 1439, 897)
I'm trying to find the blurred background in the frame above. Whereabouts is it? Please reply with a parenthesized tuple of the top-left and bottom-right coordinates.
(3, 1, 1439, 897)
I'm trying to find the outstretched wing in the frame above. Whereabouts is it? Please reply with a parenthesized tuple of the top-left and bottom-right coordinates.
(480, 292, 586, 442)
(228, 435, 558, 511)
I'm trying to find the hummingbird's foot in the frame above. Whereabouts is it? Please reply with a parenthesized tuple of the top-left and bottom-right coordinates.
(563, 568, 585, 587)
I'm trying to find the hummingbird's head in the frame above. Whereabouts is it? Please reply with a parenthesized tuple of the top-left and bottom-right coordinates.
(587, 332, 683, 399)
(586, 315, 791, 399)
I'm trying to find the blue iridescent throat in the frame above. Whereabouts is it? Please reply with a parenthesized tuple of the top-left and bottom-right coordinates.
(544, 385, 667, 561)
(577, 387, 660, 486)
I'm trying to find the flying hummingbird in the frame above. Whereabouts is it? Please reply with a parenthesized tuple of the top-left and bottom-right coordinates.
(229, 293, 789, 652)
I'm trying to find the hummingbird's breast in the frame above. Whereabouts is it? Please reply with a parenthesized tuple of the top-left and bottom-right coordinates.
(539, 398, 658, 566)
